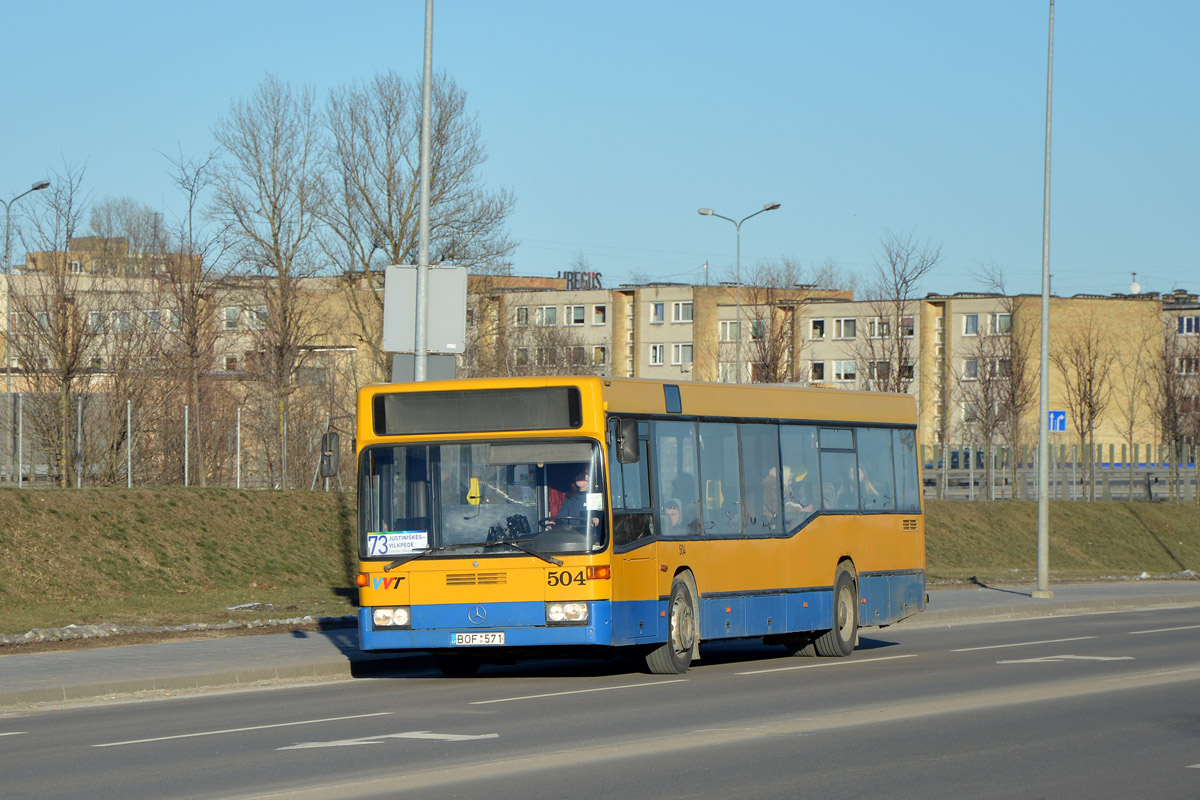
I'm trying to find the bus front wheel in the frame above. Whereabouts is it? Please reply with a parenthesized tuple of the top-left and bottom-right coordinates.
(645, 578, 697, 674)
(814, 568, 858, 658)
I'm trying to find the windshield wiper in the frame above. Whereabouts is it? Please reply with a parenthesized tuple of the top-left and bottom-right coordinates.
(484, 537, 563, 566)
(383, 543, 472, 572)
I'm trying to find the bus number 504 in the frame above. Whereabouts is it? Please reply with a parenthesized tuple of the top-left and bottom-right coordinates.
(547, 570, 586, 587)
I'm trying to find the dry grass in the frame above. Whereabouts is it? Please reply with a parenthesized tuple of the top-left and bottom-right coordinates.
(1, 490, 1197, 634)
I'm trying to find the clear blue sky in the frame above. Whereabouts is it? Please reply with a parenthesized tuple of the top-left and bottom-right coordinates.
(3, 1, 1196, 298)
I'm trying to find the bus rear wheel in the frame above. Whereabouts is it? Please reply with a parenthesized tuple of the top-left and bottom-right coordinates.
(645, 578, 697, 674)
(814, 568, 858, 658)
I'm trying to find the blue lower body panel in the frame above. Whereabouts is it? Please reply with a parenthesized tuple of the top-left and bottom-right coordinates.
(359, 602, 613, 651)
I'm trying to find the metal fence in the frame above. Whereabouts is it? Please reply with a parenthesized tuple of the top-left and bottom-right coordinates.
(0, 392, 353, 490)
(921, 444, 1200, 502)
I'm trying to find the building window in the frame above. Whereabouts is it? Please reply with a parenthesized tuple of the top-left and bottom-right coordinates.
(515, 348, 528, 366)
(991, 313, 1011, 335)
(810, 319, 825, 339)
(720, 320, 739, 341)
(145, 309, 161, 330)
(649, 344, 664, 366)
(869, 361, 890, 382)
(650, 302, 664, 324)
(963, 314, 979, 336)
(566, 305, 586, 326)
(1178, 316, 1199, 335)
(592, 305, 606, 325)
(536, 347, 556, 367)
(168, 310, 181, 331)
(224, 355, 238, 372)
(750, 320, 766, 340)
(88, 311, 103, 334)
(250, 306, 268, 329)
(536, 306, 557, 326)
(811, 361, 825, 381)
(964, 358, 979, 379)
(672, 301, 693, 323)
(36, 312, 50, 331)
(516, 306, 528, 327)
(593, 346, 607, 366)
(1179, 356, 1200, 376)
(834, 318, 856, 339)
(223, 306, 240, 331)
(568, 346, 587, 366)
(900, 362, 915, 380)
(718, 362, 737, 383)
(68, 260, 83, 274)
(867, 318, 890, 339)
(465, 308, 475, 329)
(672, 343, 693, 365)
(833, 360, 856, 382)
(112, 311, 131, 335)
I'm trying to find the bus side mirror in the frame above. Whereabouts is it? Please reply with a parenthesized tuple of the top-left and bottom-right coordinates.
(616, 418, 640, 464)
(320, 432, 340, 477)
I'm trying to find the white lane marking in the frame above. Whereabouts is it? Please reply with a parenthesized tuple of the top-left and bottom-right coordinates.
(93, 712, 393, 748)
(1188, 763, 1200, 769)
(953, 636, 1096, 652)
(997, 654, 1135, 664)
(1130, 624, 1200, 635)
(737, 654, 918, 675)
(279, 731, 499, 750)
(0, 732, 26, 737)
(470, 679, 687, 705)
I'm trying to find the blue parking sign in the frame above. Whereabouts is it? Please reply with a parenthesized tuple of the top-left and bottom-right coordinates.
(1048, 410, 1066, 432)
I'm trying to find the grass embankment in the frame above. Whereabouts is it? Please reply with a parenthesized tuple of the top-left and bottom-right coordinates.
(1, 490, 1198, 635)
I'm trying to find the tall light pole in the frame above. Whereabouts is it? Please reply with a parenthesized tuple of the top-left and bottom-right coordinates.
(3, 179, 50, 484)
(1035, 0, 1055, 599)
(698, 202, 781, 383)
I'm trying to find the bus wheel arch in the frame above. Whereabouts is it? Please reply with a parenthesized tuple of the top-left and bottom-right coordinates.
(645, 569, 699, 674)
(814, 560, 858, 658)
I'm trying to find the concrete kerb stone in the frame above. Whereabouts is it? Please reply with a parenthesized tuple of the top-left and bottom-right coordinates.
(898, 594, 1200, 629)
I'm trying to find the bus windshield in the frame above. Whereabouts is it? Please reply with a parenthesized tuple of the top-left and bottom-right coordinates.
(360, 439, 607, 559)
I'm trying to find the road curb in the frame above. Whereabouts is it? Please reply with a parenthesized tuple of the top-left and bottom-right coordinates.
(897, 596, 1200, 629)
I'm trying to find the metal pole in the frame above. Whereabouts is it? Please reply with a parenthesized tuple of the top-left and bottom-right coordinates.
(184, 404, 190, 487)
(414, 0, 434, 382)
(16, 393, 21, 488)
(1034, 0, 1055, 598)
(76, 395, 82, 488)
(126, 399, 132, 488)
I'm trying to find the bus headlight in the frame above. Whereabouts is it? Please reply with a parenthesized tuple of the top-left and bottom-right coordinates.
(372, 607, 411, 629)
(546, 602, 589, 625)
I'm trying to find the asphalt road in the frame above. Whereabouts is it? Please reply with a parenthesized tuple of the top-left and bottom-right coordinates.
(2, 604, 1198, 799)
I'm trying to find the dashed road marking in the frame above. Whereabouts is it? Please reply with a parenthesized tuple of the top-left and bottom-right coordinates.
(997, 654, 1134, 664)
(94, 712, 392, 747)
(279, 731, 499, 750)
(737, 654, 917, 675)
(953, 636, 1096, 652)
(469, 679, 687, 705)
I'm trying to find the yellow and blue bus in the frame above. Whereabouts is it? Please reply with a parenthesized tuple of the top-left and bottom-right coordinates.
(355, 376, 925, 676)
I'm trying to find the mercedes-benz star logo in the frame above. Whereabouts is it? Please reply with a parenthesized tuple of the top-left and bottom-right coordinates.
(468, 605, 487, 625)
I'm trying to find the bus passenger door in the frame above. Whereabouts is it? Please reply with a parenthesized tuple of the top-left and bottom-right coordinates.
(608, 419, 657, 644)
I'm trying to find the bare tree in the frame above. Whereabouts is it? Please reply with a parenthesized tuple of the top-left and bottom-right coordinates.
(154, 149, 231, 487)
(1154, 316, 1200, 500)
(855, 231, 941, 394)
(212, 75, 325, 489)
(87, 196, 166, 259)
(8, 162, 99, 486)
(1112, 322, 1157, 498)
(321, 70, 516, 378)
(1051, 308, 1116, 501)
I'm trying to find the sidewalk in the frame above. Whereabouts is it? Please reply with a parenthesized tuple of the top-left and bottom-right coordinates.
(3, 580, 1199, 709)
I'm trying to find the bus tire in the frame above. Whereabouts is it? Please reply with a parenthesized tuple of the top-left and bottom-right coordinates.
(435, 653, 482, 678)
(645, 578, 697, 674)
(814, 568, 858, 658)
(781, 633, 817, 657)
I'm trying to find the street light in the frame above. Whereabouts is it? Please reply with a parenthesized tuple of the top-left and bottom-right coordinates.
(698, 201, 781, 383)
(2, 179, 49, 485)
(3, 180, 50, 274)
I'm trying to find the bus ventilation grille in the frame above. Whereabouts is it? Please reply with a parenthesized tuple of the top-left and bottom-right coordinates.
(446, 573, 507, 586)
(901, 518, 919, 531)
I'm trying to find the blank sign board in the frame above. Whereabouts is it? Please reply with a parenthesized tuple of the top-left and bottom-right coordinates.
(382, 265, 468, 353)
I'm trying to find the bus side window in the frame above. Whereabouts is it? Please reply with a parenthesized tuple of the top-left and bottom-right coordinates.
(699, 422, 741, 536)
(653, 420, 700, 537)
(739, 423, 779, 535)
(609, 419, 654, 548)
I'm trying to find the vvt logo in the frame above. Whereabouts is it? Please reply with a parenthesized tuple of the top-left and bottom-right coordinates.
(372, 576, 403, 590)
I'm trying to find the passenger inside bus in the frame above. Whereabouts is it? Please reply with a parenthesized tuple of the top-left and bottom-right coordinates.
(549, 466, 599, 530)
(662, 497, 700, 535)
